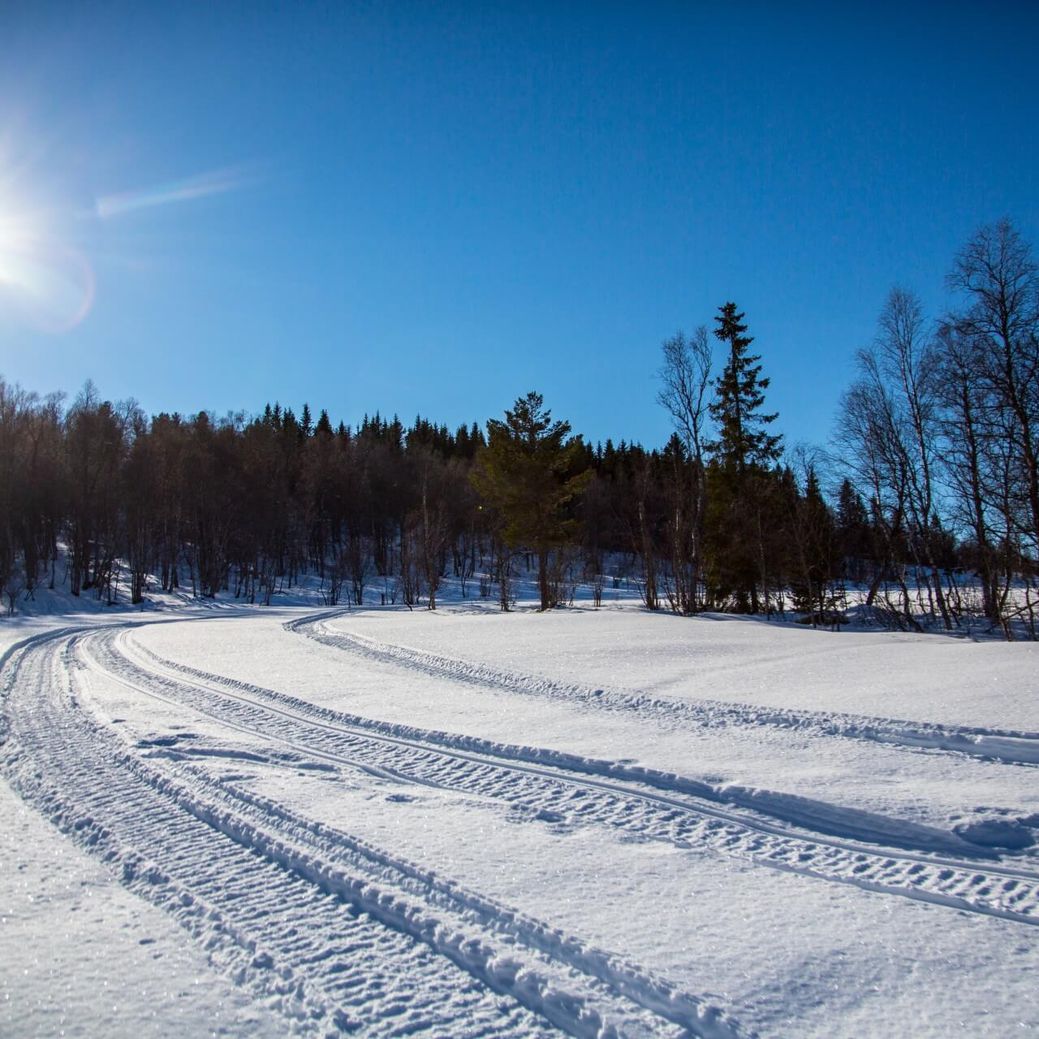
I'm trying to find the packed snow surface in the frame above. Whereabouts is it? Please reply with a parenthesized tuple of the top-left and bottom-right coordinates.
(2, 597, 1037, 1037)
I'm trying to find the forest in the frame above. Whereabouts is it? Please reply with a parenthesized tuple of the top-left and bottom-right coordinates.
(1, 219, 1036, 638)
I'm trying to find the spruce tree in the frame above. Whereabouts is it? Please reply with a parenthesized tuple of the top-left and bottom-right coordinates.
(705, 303, 783, 612)
(708, 303, 782, 471)
(835, 478, 871, 582)
(314, 409, 334, 437)
(789, 465, 838, 620)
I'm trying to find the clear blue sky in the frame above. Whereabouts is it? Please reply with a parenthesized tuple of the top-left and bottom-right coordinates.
(1, 1, 1036, 450)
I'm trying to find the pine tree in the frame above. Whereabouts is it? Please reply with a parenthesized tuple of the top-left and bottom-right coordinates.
(470, 392, 589, 610)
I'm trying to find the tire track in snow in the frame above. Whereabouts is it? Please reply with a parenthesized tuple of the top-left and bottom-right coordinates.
(3, 627, 746, 1039)
(289, 611, 1039, 767)
(109, 628, 1039, 928)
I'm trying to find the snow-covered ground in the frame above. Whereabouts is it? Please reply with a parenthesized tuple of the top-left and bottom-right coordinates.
(2, 591, 1037, 1037)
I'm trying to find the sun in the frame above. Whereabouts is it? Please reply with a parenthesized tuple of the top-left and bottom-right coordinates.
(0, 191, 24, 264)
(0, 192, 37, 291)
(0, 182, 95, 333)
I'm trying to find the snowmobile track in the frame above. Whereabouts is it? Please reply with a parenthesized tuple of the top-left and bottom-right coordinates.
(101, 624, 1039, 929)
(287, 610, 1039, 767)
(1, 625, 746, 1039)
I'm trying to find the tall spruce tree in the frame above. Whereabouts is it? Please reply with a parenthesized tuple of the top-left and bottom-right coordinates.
(705, 303, 783, 612)
(708, 303, 782, 471)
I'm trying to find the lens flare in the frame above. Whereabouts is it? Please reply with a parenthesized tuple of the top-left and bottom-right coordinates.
(0, 201, 95, 333)
(94, 166, 248, 219)
(0, 241, 95, 334)
(0, 132, 255, 335)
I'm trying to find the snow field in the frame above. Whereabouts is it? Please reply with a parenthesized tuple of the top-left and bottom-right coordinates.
(2, 601, 1038, 1037)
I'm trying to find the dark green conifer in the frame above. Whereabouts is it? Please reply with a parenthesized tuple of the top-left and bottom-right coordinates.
(708, 303, 782, 471)
(470, 392, 589, 610)
(705, 303, 783, 612)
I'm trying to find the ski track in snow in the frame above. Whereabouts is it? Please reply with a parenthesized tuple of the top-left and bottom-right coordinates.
(290, 610, 1039, 767)
(0, 623, 747, 1039)
(109, 625, 1039, 929)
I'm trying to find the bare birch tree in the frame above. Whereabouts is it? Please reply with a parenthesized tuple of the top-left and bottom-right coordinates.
(657, 327, 712, 612)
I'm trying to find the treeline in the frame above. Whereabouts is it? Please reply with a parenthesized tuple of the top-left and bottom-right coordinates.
(0, 219, 1035, 636)
(0, 375, 871, 620)
(0, 389, 493, 611)
(636, 218, 1039, 637)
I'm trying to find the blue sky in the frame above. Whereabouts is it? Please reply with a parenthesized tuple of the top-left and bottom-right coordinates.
(0, 1, 1036, 450)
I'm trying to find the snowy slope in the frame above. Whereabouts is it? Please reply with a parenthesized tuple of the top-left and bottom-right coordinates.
(2, 599, 1037, 1037)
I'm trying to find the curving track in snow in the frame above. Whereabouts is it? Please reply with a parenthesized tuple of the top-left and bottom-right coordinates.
(288, 610, 1039, 767)
(109, 625, 1039, 928)
(1, 623, 746, 1039)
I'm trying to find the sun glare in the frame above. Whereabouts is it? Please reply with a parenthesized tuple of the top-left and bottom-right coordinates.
(0, 184, 95, 333)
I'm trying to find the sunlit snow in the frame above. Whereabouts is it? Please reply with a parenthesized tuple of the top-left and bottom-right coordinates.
(2, 581, 1037, 1037)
